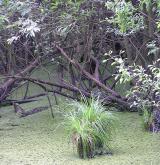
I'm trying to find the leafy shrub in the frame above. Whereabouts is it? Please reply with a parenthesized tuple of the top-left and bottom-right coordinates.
(113, 57, 160, 131)
(65, 96, 117, 159)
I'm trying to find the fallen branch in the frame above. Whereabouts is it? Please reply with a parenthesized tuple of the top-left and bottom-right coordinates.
(13, 103, 48, 117)
(0, 98, 38, 107)
(55, 45, 130, 109)
(0, 57, 40, 102)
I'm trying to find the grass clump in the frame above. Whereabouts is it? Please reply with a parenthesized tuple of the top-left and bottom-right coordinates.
(65, 96, 117, 159)
(141, 107, 154, 131)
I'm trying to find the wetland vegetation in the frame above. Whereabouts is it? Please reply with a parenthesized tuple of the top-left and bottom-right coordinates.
(0, 0, 160, 164)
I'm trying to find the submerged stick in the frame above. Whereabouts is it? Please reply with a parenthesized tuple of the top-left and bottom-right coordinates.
(13, 103, 48, 117)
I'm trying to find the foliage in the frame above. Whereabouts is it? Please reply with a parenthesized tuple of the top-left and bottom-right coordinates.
(0, 0, 160, 131)
(113, 57, 160, 130)
(64, 96, 117, 159)
(0, 15, 8, 29)
(114, 58, 160, 108)
(105, 0, 143, 34)
(112, 58, 132, 84)
(48, 0, 84, 10)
